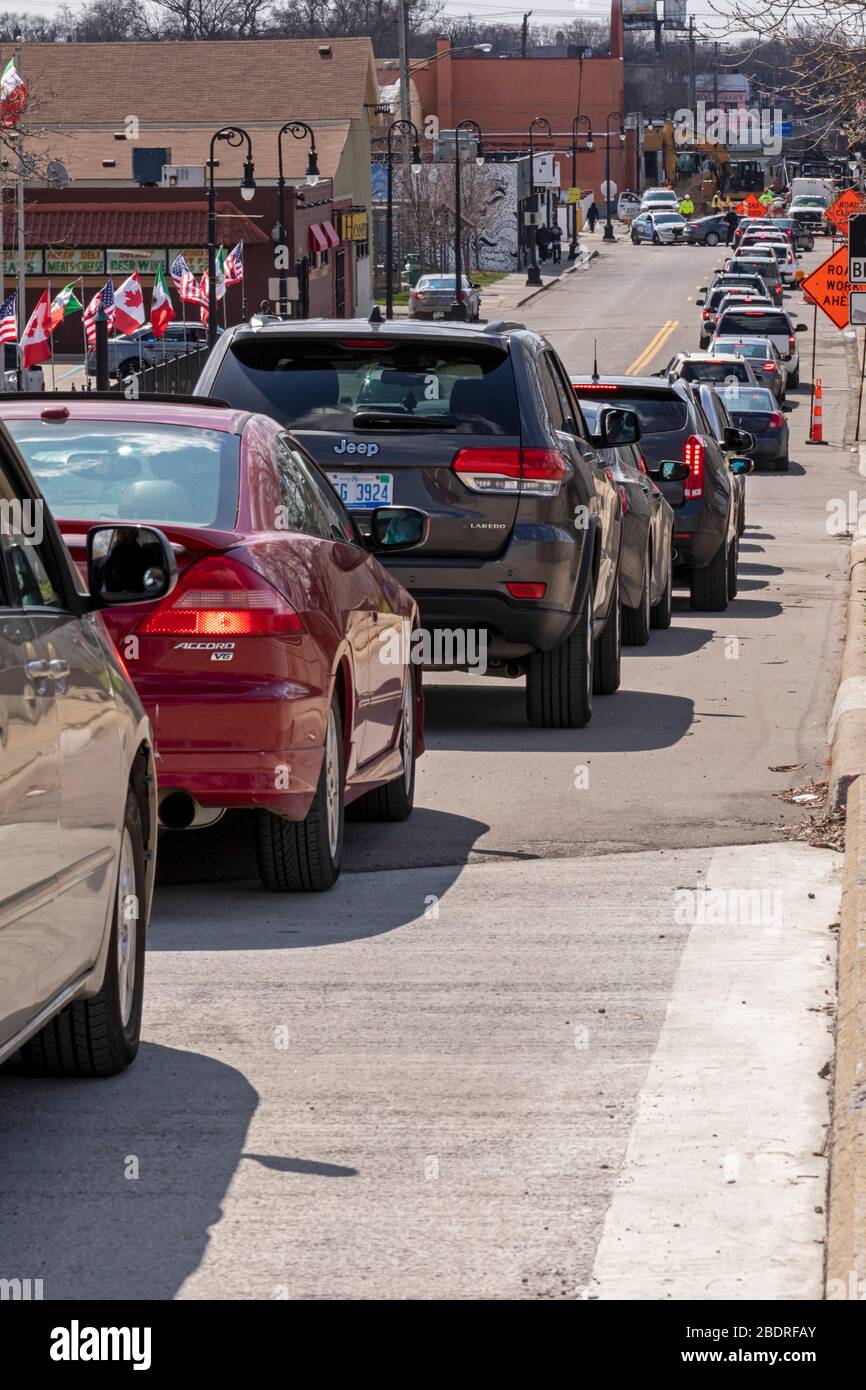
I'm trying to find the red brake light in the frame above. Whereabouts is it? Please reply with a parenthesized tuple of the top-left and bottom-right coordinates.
(762, 362, 776, 372)
(769, 411, 784, 429)
(507, 582, 546, 599)
(452, 447, 567, 496)
(573, 382, 618, 390)
(788, 335, 795, 351)
(136, 555, 304, 636)
(683, 435, 705, 499)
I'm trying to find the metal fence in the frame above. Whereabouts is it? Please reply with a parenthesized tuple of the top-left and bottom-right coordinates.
(109, 345, 212, 398)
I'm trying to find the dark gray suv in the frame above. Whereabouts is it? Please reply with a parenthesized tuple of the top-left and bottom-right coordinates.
(195, 316, 627, 728)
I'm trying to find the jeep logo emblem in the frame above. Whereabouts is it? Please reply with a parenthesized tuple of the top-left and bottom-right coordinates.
(333, 438, 380, 457)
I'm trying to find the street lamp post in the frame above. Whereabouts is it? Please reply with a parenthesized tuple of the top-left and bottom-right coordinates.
(526, 115, 551, 286)
(384, 118, 422, 320)
(603, 111, 625, 244)
(452, 118, 484, 320)
(277, 122, 320, 318)
(207, 125, 256, 348)
(569, 114, 594, 261)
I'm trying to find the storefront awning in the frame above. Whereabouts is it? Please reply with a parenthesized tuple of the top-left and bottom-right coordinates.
(309, 221, 340, 252)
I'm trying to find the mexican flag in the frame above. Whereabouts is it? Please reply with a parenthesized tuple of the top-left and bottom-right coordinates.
(49, 283, 83, 332)
(113, 272, 146, 335)
(150, 267, 175, 338)
(215, 247, 226, 301)
(22, 289, 52, 368)
(0, 58, 26, 126)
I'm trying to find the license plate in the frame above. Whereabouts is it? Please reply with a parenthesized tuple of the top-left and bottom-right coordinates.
(326, 471, 394, 509)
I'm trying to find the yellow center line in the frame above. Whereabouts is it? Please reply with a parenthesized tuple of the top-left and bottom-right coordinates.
(626, 319, 680, 376)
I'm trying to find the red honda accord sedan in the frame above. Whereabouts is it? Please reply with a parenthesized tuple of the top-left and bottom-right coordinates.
(3, 397, 426, 892)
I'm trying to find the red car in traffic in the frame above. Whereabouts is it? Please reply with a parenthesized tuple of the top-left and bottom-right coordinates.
(3, 397, 425, 892)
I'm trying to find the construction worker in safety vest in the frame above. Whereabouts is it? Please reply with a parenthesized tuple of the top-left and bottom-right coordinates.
(679, 194, 695, 217)
(759, 188, 774, 208)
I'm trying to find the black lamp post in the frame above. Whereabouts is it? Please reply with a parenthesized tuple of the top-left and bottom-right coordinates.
(207, 125, 255, 348)
(385, 119, 422, 320)
(603, 111, 625, 244)
(452, 118, 484, 320)
(526, 115, 551, 286)
(277, 121, 319, 318)
(569, 114, 594, 260)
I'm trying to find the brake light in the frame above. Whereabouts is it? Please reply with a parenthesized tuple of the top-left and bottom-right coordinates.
(507, 582, 546, 599)
(461, 290, 468, 302)
(769, 411, 784, 429)
(702, 310, 711, 319)
(762, 362, 776, 372)
(136, 555, 304, 636)
(788, 335, 796, 352)
(683, 435, 705, 499)
(573, 383, 618, 390)
(452, 447, 568, 496)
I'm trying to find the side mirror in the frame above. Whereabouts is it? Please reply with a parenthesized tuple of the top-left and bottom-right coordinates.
(368, 506, 428, 552)
(598, 406, 641, 446)
(86, 524, 178, 606)
(659, 460, 690, 482)
(730, 456, 755, 475)
(696, 298, 705, 306)
(698, 285, 708, 292)
(796, 323, 808, 331)
(782, 403, 793, 412)
(724, 425, 754, 453)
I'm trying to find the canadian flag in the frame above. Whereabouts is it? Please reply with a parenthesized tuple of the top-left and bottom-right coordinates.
(22, 289, 52, 368)
(113, 272, 146, 335)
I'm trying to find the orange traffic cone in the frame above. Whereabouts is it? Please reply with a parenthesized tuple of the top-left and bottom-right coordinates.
(806, 378, 827, 446)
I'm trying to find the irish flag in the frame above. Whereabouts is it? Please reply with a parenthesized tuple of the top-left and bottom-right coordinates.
(49, 283, 83, 332)
(22, 290, 52, 368)
(150, 267, 175, 338)
(0, 58, 26, 126)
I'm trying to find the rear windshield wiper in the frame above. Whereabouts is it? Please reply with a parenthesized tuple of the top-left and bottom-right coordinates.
(352, 410, 457, 430)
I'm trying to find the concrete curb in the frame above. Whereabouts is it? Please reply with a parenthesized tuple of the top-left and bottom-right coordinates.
(514, 248, 599, 308)
(828, 539, 866, 812)
(826, 771, 866, 1297)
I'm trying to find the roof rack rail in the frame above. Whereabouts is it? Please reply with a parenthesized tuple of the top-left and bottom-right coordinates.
(481, 319, 525, 334)
(0, 392, 232, 407)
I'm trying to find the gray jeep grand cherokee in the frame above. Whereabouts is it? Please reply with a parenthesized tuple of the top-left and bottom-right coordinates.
(195, 315, 627, 729)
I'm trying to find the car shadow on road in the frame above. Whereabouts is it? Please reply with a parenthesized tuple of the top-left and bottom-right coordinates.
(737, 562, 784, 575)
(625, 619, 715, 656)
(0, 1043, 258, 1300)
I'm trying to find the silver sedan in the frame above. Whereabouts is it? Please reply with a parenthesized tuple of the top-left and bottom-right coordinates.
(408, 274, 481, 321)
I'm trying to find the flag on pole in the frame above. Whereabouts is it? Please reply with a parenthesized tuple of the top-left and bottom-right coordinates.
(22, 289, 52, 368)
(169, 254, 207, 306)
(48, 282, 83, 332)
(113, 272, 146, 335)
(83, 279, 115, 348)
(215, 247, 227, 302)
(0, 59, 27, 127)
(224, 242, 244, 286)
(150, 266, 175, 338)
(0, 290, 17, 343)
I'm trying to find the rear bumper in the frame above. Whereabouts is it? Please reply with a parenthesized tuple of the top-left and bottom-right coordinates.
(670, 514, 726, 570)
(416, 591, 581, 656)
(155, 746, 324, 818)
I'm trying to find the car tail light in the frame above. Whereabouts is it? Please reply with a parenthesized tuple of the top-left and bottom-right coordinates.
(136, 554, 304, 636)
(769, 411, 784, 429)
(683, 435, 705, 500)
(762, 362, 776, 373)
(461, 290, 468, 302)
(507, 582, 546, 599)
(452, 447, 568, 497)
(702, 309, 711, 320)
(788, 335, 796, 352)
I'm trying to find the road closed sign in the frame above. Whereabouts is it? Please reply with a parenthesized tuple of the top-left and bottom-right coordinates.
(801, 246, 851, 329)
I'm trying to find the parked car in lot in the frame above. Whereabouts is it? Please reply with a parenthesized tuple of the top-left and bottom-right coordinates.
(708, 334, 788, 402)
(4, 397, 425, 892)
(631, 211, 686, 244)
(195, 317, 626, 729)
(0, 419, 179, 1075)
(713, 304, 808, 387)
(714, 382, 791, 471)
(578, 396, 674, 641)
(409, 275, 481, 321)
(683, 213, 729, 246)
(86, 321, 219, 381)
(570, 376, 750, 611)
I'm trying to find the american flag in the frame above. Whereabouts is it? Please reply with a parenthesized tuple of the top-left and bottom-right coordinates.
(0, 290, 16, 343)
(83, 279, 115, 348)
(170, 254, 207, 306)
(224, 242, 244, 286)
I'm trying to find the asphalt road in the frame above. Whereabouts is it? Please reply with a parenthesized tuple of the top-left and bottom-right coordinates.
(0, 233, 851, 1300)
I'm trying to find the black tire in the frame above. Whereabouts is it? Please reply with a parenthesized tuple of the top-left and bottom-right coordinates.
(689, 538, 729, 611)
(651, 552, 673, 629)
(775, 453, 790, 472)
(804, 235, 815, 251)
(706, 231, 720, 246)
(21, 789, 147, 1077)
(347, 677, 416, 822)
(117, 358, 138, 380)
(727, 531, 739, 598)
(789, 368, 800, 388)
(526, 587, 593, 728)
(593, 575, 622, 694)
(255, 695, 344, 891)
(622, 551, 652, 646)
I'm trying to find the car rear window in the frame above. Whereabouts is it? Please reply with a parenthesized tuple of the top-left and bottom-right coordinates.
(713, 339, 772, 359)
(734, 259, 780, 280)
(574, 389, 688, 434)
(211, 336, 521, 436)
(716, 387, 777, 412)
(681, 360, 751, 382)
(6, 420, 240, 526)
(716, 311, 789, 336)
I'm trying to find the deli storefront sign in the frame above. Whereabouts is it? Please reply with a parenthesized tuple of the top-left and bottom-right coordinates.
(44, 249, 106, 276)
(107, 249, 168, 276)
(3, 250, 45, 274)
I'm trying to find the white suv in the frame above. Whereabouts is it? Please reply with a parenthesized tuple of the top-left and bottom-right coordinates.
(713, 304, 809, 387)
(639, 188, 680, 214)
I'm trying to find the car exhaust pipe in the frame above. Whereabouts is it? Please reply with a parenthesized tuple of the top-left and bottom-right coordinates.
(159, 791, 197, 831)
(505, 662, 524, 679)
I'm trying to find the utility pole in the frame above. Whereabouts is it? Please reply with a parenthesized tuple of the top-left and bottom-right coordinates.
(521, 11, 532, 59)
(398, 0, 412, 164)
(15, 41, 25, 374)
(713, 40, 720, 110)
(688, 16, 696, 118)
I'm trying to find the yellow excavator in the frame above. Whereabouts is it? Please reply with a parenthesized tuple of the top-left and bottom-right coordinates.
(643, 118, 765, 209)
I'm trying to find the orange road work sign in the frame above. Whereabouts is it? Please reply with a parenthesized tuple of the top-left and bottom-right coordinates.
(735, 193, 764, 217)
(801, 246, 851, 329)
(826, 187, 866, 234)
